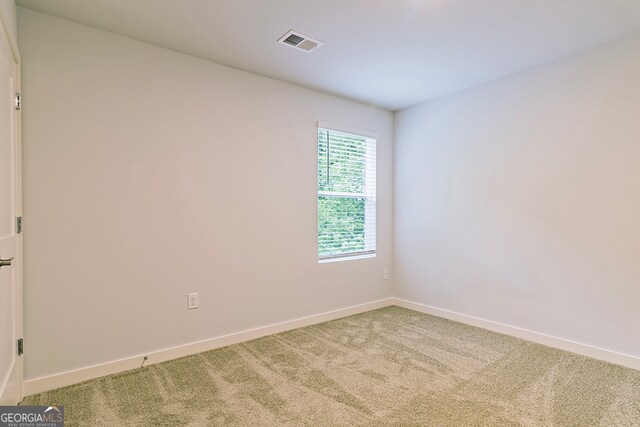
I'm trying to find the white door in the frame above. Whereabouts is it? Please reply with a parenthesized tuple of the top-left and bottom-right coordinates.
(0, 18, 21, 405)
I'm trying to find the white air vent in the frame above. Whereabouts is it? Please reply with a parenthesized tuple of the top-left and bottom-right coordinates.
(277, 30, 323, 53)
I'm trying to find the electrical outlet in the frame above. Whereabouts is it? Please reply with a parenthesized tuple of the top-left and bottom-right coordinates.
(383, 269, 389, 280)
(188, 293, 199, 310)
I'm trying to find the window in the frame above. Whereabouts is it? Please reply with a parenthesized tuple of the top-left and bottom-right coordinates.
(317, 124, 376, 260)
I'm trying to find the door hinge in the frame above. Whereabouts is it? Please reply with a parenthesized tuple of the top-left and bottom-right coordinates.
(15, 93, 21, 110)
(16, 217, 22, 234)
(17, 338, 23, 356)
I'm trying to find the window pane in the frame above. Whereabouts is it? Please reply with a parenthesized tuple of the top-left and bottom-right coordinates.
(318, 196, 365, 256)
(317, 129, 367, 194)
(318, 126, 375, 260)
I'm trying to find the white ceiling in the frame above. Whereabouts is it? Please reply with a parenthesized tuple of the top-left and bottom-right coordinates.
(16, 0, 640, 111)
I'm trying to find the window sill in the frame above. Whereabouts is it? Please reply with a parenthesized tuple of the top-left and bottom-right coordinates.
(318, 253, 376, 264)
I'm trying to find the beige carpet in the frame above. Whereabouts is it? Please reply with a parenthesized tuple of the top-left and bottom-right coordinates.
(22, 306, 640, 426)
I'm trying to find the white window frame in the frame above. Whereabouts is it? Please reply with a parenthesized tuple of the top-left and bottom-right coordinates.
(317, 121, 377, 262)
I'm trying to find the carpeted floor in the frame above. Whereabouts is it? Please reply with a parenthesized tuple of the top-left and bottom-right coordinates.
(22, 306, 640, 426)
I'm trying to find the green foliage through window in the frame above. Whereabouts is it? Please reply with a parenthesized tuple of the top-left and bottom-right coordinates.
(318, 130, 366, 193)
(318, 196, 366, 255)
(318, 128, 376, 259)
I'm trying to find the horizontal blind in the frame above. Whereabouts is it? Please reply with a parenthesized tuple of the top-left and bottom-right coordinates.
(318, 127, 376, 259)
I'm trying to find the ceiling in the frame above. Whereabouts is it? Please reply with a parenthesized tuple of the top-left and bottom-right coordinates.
(16, 0, 640, 111)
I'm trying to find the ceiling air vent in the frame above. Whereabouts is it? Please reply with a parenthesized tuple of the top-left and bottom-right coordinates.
(277, 30, 323, 53)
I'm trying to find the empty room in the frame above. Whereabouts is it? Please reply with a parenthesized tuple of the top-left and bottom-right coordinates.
(0, 0, 639, 425)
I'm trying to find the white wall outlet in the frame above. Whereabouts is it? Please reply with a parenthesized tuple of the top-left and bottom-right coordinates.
(188, 292, 199, 310)
(384, 269, 389, 280)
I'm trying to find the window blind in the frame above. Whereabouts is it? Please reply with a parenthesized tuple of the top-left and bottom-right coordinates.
(317, 127, 376, 260)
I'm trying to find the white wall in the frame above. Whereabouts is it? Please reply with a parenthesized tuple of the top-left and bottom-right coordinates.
(0, 0, 16, 46)
(395, 33, 640, 359)
(18, 8, 393, 381)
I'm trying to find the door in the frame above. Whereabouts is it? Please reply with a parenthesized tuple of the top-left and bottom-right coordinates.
(0, 17, 21, 405)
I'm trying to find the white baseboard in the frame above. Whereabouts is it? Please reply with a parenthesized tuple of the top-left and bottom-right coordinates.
(25, 296, 639, 397)
(23, 298, 395, 396)
(393, 298, 640, 371)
